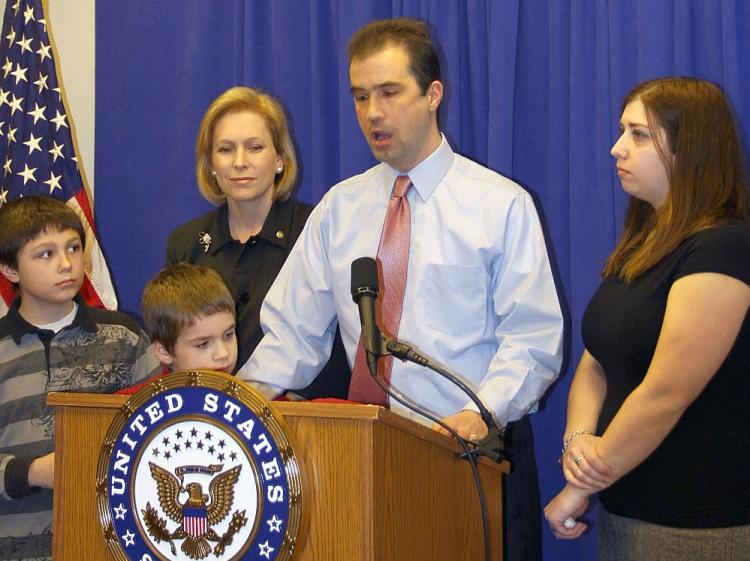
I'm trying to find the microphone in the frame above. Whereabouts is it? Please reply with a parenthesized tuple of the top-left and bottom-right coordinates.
(351, 257, 381, 375)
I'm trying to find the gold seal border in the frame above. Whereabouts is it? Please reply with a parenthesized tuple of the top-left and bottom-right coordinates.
(95, 370, 308, 561)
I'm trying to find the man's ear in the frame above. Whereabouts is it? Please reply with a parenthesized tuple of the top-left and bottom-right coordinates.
(426, 80, 443, 112)
(152, 340, 175, 366)
(0, 263, 19, 284)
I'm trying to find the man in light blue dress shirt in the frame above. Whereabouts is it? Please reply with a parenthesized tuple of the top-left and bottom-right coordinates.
(239, 18, 563, 561)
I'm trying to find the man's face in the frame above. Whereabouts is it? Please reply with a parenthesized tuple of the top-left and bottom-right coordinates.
(349, 44, 442, 172)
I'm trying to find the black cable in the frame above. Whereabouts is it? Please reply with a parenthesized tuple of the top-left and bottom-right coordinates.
(385, 339, 504, 445)
(365, 370, 493, 561)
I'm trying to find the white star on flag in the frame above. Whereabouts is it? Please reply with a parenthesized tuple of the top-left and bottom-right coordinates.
(9, 62, 26, 84)
(48, 140, 63, 161)
(23, 5, 35, 24)
(17, 163, 36, 184)
(43, 171, 61, 193)
(50, 108, 66, 130)
(27, 102, 45, 123)
(16, 34, 32, 54)
(23, 132, 42, 153)
(32, 72, 47, 93)
(35, 41, 51, 62)
(8, 92, 22, 114)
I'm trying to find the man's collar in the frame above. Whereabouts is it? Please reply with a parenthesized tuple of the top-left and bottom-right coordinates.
(381, 134, 454, 201)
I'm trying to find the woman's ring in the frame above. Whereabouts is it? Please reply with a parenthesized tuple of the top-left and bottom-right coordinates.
(574, 456, 584, 466)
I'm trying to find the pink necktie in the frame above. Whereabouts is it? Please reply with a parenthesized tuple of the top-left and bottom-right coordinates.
(349, 175, 412, 405)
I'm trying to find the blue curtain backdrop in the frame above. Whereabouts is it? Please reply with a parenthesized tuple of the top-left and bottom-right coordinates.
(95, 3, 750, 560)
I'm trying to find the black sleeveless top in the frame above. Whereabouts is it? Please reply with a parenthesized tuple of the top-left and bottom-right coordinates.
(582, 223, 750, 528)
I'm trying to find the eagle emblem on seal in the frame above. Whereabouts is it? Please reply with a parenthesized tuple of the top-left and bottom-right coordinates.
(142, 462, 248, 559)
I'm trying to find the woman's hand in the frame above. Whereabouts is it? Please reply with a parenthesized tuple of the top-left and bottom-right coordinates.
(544, 484, 590, 539)
(562, 435, 611, 490)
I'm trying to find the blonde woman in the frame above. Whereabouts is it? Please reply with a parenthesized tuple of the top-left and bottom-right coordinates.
(167, 87, 349, 398)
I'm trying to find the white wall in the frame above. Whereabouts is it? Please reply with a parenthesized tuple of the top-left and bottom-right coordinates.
(0, 0, 95, 194)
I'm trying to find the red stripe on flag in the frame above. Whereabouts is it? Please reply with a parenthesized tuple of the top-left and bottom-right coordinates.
(73, 189, 95, 233)
(0, 276, 16, 310)
(78, 276, 104, 309)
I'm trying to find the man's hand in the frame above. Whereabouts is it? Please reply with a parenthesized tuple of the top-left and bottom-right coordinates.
(28, 452, 55, 489)
(432, 410, 488, 440)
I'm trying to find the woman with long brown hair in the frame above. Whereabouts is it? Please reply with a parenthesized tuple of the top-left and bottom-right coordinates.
(545, 77, 750, 560)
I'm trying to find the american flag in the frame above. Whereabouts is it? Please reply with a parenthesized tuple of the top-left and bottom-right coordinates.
(0, 0, 116, 315)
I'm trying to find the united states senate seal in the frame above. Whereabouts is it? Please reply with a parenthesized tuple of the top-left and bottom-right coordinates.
(96, 371, 306, 561)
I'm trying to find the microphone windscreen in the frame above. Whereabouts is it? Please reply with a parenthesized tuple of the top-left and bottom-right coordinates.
(351, 257, 379, 294)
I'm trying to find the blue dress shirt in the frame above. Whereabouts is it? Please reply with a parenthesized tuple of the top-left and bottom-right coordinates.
(238, 136, 563, 426)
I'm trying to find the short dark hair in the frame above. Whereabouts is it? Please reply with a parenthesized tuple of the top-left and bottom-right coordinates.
(348, 18, 441, 93)
(141, 263, 235, 352)
(0, 195, 86, 268)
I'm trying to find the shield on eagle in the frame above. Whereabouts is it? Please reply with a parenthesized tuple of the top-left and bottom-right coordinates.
(183, 506, 208, 538)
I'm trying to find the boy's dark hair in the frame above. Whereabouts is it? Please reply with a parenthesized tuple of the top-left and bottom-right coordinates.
(141, 263, 235, 352)
(348, 18, 441, 94)
(0, 195, 86, 268)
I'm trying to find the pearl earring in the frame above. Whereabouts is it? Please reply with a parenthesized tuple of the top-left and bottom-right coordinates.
(211, 170, 217, 176)
(275, 166, 283, 174)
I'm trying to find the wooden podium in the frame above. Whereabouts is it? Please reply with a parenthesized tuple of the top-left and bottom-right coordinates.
(49, 392, 505, 560)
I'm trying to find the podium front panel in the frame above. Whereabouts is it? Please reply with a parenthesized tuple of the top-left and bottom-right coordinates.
(50, 394, 504, 561)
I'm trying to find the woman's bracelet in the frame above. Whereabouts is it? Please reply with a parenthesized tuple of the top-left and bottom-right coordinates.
(558, 430, 595, 465)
